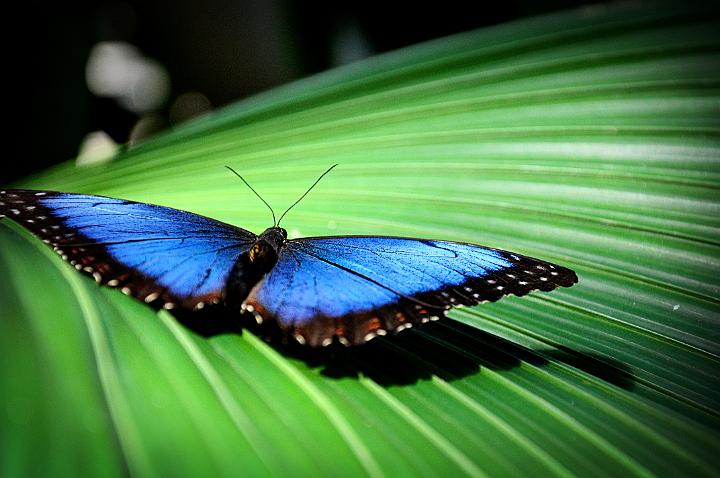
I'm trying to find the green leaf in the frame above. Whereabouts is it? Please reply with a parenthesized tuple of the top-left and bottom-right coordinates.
(2, 3, 719, 476)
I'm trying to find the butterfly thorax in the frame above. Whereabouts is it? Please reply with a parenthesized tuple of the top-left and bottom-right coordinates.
(247, 227, 287, 272)
(253, 227, 287, 261)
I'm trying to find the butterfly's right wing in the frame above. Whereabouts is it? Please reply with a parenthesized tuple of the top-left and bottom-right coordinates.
(244, 236, 577, 346)
(0, 189, 256, 310)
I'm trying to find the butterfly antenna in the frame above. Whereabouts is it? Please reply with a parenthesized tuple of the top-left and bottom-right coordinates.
(225, 166, 277, 226)
(277, 164, 338, 226)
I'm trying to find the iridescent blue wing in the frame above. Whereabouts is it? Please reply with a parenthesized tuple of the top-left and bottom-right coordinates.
(0, 189, 255, 310)
(244, 236, 577, 346)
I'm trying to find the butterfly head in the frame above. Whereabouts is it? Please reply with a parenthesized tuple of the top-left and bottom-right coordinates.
(259, 226, 287, 247)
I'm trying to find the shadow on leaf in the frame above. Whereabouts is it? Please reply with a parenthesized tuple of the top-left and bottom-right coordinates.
(176, 309, 634, 389)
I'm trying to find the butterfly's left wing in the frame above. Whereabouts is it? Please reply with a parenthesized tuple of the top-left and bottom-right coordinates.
(244, 236, 577, 346)
(0, 189, 256, 310)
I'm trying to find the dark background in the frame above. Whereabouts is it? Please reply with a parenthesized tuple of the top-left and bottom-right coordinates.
(5, 0, 595, 185)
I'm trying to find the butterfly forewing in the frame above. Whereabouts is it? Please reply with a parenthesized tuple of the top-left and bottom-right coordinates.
(0, 189, 256, 310)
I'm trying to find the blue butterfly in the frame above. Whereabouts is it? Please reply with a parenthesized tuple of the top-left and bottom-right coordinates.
(0, 172, 577, 347)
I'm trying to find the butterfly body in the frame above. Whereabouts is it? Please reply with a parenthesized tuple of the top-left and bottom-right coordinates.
(0, 189, 577, 347)
(225, 227, 285, 309)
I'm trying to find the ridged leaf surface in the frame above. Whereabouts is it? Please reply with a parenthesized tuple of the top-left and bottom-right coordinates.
(2, 3, 719, 476)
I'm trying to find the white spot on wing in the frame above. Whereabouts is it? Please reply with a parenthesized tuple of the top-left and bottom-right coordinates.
(364, 332, 377, 342)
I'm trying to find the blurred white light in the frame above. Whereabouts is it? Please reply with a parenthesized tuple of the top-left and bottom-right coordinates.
(85, 42, 137, 96)
(76, 131, 119, 165)
(86, 41, 170, 113)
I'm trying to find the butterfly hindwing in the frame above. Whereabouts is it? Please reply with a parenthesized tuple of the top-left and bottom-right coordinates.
(244, 236, 578, 346)
(0, 189, 256, 310)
